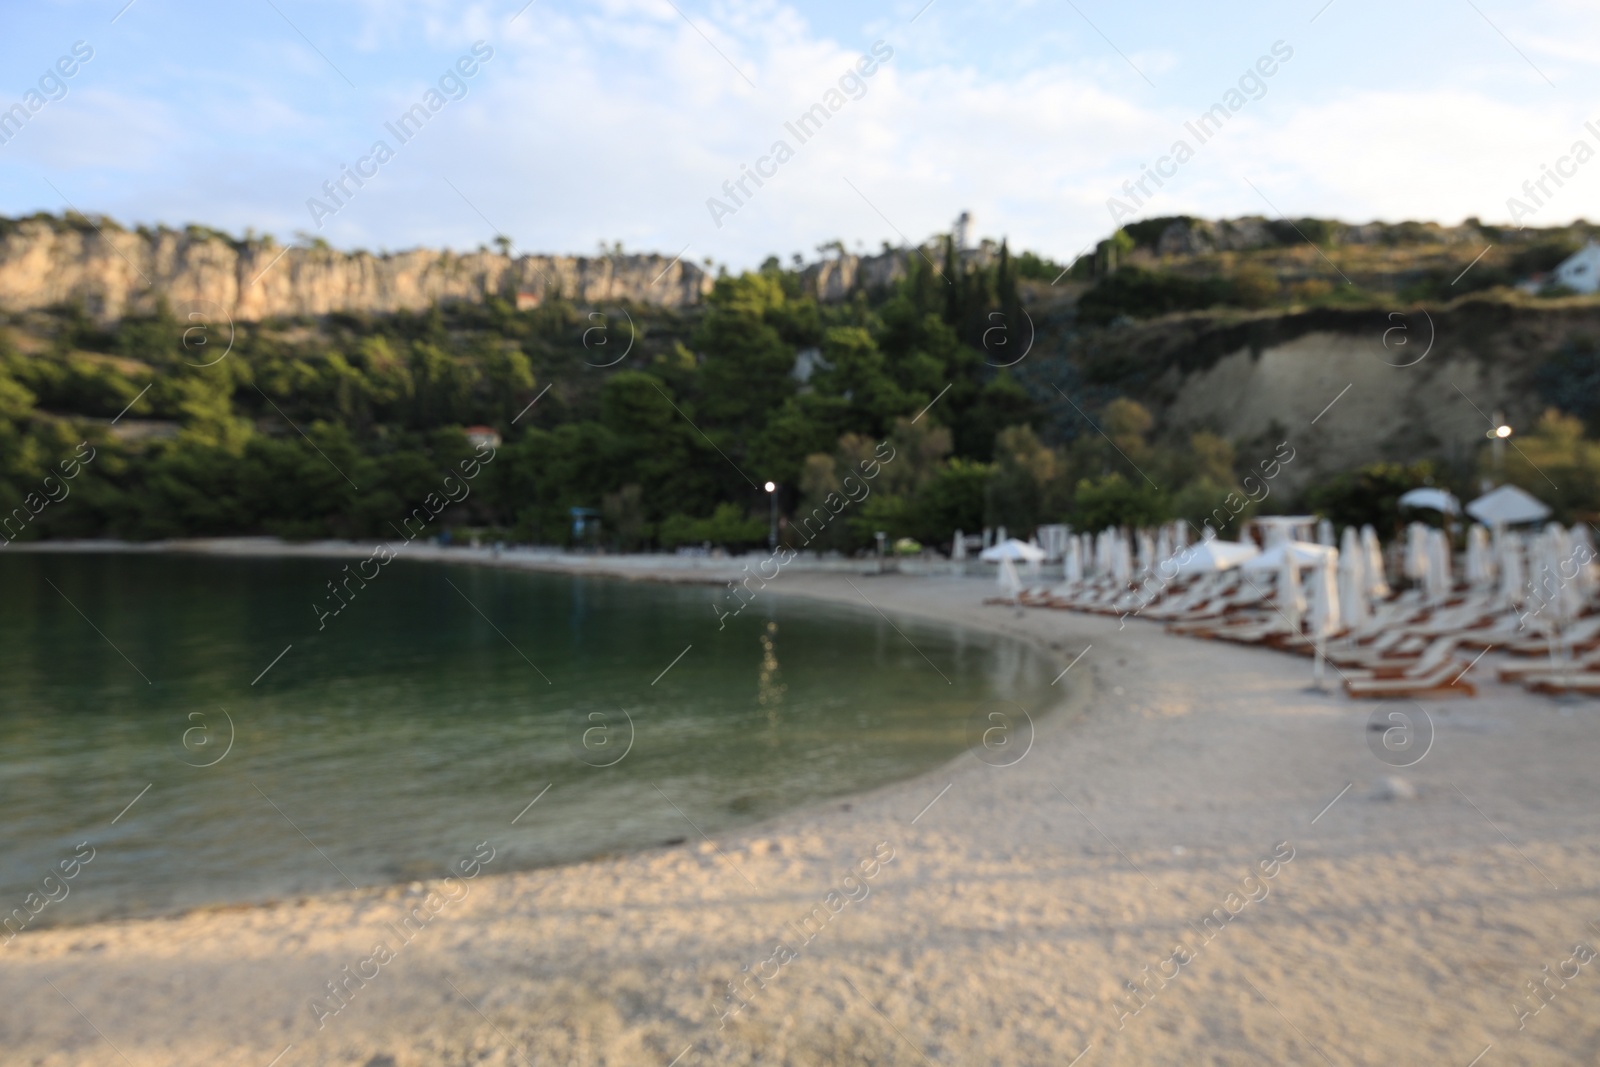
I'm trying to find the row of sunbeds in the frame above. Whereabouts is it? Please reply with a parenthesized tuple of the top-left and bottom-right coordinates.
(998, 568, 1598, 699)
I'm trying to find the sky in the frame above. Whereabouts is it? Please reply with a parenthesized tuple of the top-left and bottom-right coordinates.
(1, 0, 1598, 269)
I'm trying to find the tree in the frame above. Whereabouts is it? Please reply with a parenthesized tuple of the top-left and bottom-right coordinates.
(1072, 473, 1169, 531)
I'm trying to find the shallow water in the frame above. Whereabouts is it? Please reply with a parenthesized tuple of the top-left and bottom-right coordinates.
(0, 552, 1054, 926)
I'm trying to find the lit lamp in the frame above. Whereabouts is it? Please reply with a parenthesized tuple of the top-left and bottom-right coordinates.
(1486, 418, 1512, 480)
(764, 481, 778, 550)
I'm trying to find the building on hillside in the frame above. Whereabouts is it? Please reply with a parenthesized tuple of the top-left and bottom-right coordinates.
(463, 425, 502, 450)
(1550, 240, 1600, 294)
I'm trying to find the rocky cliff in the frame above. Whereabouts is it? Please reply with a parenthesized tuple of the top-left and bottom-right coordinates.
(1064, 299, 1595, 490)
(0, 217, 713, 322)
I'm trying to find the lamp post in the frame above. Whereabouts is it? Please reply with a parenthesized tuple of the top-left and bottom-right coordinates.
(764, 481, 777, 551)
(1487, 412, 1512, 484)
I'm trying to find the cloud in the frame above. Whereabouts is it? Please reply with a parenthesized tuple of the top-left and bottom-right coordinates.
(7, 0, 1600, 266)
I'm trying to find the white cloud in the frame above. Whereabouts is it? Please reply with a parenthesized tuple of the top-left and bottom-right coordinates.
(9, 0, 1600, 266)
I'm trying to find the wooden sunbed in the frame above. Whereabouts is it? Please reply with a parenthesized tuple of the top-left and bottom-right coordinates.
(1345, 659, 1476, 699)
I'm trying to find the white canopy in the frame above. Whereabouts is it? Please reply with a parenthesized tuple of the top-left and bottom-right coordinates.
(1241, 541, 1338, 572)
(980, 537, 1046, 563)
(1160, 539, 1260, 577)
(1467, 485, 1552, 527)
(1399, 487, 1461, 515)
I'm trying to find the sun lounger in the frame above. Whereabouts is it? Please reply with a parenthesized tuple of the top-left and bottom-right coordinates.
(1345, 659, 1476, 699)
(1500, 615, 1600, 656)
(1526, 673, 1600, 695)
(1500, 648, 1600, 683)
(1339, 636, 1474, 681)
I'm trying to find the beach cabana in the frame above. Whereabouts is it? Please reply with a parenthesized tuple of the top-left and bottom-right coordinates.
(1251, 515, 1317, 548)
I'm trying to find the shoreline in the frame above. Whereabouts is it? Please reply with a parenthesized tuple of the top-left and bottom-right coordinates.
(6, 543, 1600, 1065)
(5, 536, 980, 584)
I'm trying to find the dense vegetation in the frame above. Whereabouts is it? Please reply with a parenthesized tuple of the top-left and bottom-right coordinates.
(3, 217, 1599, 552)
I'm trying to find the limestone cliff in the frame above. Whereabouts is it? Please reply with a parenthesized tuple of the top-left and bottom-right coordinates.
(0, 217, 712, 322)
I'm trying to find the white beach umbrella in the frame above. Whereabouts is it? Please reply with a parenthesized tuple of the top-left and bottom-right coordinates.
(1312, 550, 1337, 643)
(952, 529, 967, 561)
(1528, 526, 1581, 656)
(1571, 524, 1598, 603)
(1201, 523, 1217, 542)
(980, 538, 1046, 563)
(1399, 487, 1461, 515)
(1278, 542, 1306, 633)
(1540, 525, 1582, 620)
(1308, 551, 1341, 637)
(1464, 524, 1493, 589)
(1155, 527, 1173, 570)
(1499, 534, 1526, 608)
(1404, 523, 1430, 583)
(1137, 530, 1155, 576)
(1339, 527, 1369, 627)
(1361, 525, 1391, 599)
(1467, 485, 1551, 527)
(1064, 538, 1083, 582)
(1424, 529, 1453, 600)
(1113, 533, 1134, 584)
(1025, 537, 1043, 579)
(997, 558, 1023, 599)
(1173, 521, 1190, 551)
(1316, 518, 1336, 547)
(1308, 550, 1342, 688)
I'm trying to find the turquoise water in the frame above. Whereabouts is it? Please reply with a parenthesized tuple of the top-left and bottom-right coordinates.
(0, 553, 1053, 927)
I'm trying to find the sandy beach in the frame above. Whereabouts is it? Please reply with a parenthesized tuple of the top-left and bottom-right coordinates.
(5, 545, 1600, 1066)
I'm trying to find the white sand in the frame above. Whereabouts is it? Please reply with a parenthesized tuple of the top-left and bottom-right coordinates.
(5, 551, 1600, 1066)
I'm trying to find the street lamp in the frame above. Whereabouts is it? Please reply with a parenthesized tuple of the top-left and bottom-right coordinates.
(764, 481, 777, 550)
(1487, 414, 1513, 481)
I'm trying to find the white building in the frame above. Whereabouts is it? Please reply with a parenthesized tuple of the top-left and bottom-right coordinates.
(1550, 240, 1600, 294)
